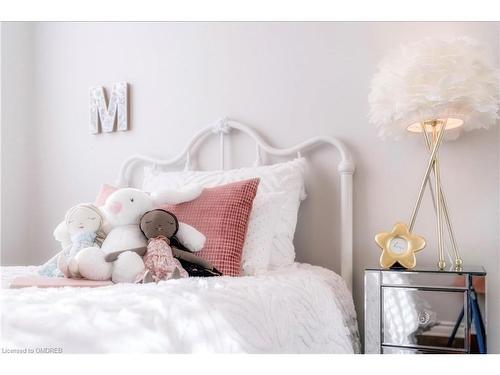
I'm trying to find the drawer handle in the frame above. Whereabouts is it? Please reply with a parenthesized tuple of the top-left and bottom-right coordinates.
(418, 310, 432, 326)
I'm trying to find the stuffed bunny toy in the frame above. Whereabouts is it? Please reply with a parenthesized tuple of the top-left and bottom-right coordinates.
(139, 209, 222, 280)
(59, 185, 206, 283)
(39, 204, 107, 278)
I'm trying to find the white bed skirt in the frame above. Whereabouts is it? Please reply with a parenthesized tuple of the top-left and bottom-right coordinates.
(1, 263, 359, 353)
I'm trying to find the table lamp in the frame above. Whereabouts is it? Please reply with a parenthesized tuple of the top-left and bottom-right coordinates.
(369, 36, 499, 270)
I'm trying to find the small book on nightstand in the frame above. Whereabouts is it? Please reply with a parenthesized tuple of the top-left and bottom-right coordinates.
(364, 266, 487, 354)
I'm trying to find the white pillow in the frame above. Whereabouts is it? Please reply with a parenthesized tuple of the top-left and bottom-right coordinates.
(142, 158, 307, 269)
(241, 191, 287, 275)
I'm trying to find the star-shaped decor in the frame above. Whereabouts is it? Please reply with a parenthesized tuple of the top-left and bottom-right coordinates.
(375, 222, 426, 269)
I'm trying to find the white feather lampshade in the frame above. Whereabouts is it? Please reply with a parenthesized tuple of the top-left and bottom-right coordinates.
(369, 36, 500, 140)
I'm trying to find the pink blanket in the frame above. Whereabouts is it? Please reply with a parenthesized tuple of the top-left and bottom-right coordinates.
(10, 276, 113, 288)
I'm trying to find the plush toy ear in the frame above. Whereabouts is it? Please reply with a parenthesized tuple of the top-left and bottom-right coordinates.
(53, 221, 71, 249)
(176, 222, 206, 252)
(151, 184, 203, 206)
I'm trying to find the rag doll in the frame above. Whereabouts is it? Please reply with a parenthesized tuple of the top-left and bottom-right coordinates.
(139, 209, 221, 282)
(39, 204, 107, 278)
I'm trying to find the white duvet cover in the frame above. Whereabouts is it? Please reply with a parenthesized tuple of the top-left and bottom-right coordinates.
(0, 263, 359, 353)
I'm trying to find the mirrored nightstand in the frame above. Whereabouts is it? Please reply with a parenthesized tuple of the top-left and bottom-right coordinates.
(364, 266, 487, 354)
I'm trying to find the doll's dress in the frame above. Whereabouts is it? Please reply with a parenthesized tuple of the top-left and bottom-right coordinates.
(39, 254, 64, 277)
(39, 231, 98, 277)
(141, 236, 188, 282)
(67, 231, 97, 258)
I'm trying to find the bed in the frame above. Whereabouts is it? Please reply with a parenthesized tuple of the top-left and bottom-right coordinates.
(0, 118, 359, 353)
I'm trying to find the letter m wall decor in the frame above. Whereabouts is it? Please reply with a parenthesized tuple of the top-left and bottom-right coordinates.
(89, 82, 128, 134)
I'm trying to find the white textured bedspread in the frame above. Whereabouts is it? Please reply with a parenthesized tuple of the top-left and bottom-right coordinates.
(1, 263, 359, 353)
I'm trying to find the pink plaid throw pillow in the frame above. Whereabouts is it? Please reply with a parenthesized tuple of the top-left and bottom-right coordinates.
(161, 178, 260, 276)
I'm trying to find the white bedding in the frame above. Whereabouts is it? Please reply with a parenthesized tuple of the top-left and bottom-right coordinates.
(0, 263, 360, 353)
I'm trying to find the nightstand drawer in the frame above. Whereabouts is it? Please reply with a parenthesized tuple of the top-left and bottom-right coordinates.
(382, 345, 463, 354)
(381, 270, 467, 288)
(382, 286, 467, 351)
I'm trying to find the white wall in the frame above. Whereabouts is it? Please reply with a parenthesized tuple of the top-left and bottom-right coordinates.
(1, 22, 34, 265)
(1, 21, 499, 351)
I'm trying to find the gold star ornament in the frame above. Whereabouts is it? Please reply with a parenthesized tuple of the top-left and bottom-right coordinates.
(375, 222, 426, 269)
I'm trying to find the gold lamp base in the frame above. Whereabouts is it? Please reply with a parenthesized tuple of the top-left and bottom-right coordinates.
(375, 119, 464, 271)
(408, 119, 463, 271)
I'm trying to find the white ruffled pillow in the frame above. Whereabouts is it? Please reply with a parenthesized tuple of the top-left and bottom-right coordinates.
(241, 191, 287, 275)
(142, 158, 307, 271)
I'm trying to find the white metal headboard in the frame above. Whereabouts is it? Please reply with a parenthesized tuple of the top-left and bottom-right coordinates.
(117, 117, 355, 290)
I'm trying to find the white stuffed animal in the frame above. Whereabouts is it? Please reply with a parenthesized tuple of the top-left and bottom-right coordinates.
(55, 185, 206, 283)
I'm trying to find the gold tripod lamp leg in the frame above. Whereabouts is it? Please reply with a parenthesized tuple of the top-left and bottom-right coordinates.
(421, 125, 463, 270)
(431, 126, 446, 270)
(408, 120, 446, 232)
